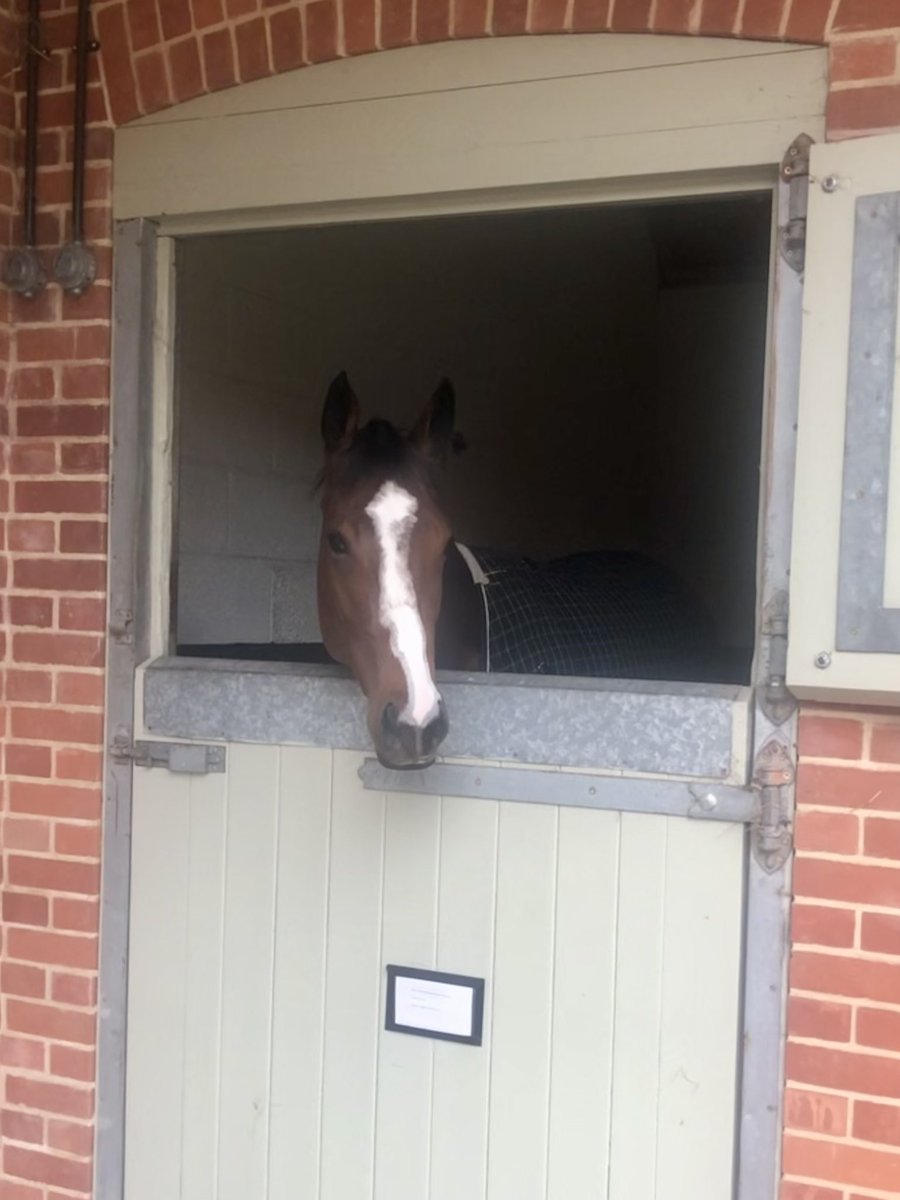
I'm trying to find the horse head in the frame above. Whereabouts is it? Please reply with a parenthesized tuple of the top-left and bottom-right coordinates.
(317, 372, 455, 769)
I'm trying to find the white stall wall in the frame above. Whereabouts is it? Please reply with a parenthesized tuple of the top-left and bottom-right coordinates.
(175, 204, 766, 651)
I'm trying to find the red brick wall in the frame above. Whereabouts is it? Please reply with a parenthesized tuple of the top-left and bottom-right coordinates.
(1, 2, 900, 1198)
(2, 0, 110, 1195)
(784, 713, 900, 1200)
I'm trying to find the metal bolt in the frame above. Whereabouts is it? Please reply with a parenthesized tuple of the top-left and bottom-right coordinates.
(814, 651, 832, 669)
(696, 792, 718, 813)
(821, 175, 839, 193)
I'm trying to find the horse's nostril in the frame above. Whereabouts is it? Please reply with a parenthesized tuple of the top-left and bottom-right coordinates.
(382, 703, 400, 734)
(422, 704, 449, 755)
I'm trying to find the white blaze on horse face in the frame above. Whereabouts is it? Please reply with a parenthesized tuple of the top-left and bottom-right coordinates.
(365, 481, 442, 728)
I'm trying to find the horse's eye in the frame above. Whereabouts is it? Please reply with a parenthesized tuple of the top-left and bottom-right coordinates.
(327, 531, 349, 555)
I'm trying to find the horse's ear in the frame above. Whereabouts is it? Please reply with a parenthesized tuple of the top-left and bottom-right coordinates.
(411, 378, 455, 460)
(321, 371, 359, 453)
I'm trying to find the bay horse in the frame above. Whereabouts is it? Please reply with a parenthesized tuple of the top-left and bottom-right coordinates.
(318, 373, 726, 769)
(317, 371, 478, 770)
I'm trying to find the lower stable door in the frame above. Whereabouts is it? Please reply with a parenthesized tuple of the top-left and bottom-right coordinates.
(124, 745, 745, 1200)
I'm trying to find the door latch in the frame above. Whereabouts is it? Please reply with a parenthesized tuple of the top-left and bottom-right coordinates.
(111, 731, 226, 775)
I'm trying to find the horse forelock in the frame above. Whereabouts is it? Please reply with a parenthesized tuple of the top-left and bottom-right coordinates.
(319, 418, 440, 503)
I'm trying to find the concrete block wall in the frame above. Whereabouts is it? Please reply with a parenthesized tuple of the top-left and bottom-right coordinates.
(175, 240, 322, 644)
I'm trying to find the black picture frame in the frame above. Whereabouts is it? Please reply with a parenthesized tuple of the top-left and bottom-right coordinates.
(385, 964, 485, 1046)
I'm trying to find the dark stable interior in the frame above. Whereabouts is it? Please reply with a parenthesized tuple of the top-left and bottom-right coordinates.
(173, 192, 772, 685)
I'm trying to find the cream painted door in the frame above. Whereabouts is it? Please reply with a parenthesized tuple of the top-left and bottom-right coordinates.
(124, 744, 745, 1200)
(788, 130, 900, 706)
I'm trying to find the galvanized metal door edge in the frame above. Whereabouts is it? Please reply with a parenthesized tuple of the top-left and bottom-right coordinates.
(738, 706, 795, 1200)
(95, 217, 157, 1200)
(733, 158, 804, 1200)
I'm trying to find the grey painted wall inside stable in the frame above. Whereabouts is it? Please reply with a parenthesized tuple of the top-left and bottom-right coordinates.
(174, 202, 767, 650)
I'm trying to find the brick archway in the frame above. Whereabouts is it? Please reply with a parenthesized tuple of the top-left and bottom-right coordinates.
(2, 2, 900, 1199)
(83, 0, 897, 136)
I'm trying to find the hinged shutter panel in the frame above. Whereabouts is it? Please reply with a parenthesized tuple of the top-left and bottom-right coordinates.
(788, 131, 900, 706)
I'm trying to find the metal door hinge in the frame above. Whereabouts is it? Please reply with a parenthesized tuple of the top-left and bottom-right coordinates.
(751, 738, 794, 873)
(111, 732, 225, 775)
(759, 591, 797, 725)
(779, 133, 814, 274)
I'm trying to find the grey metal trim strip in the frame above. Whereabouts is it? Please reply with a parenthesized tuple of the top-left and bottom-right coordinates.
(737, 176, 800, 1200)
(143, 656, 749, 780)
(737, 703, 796, 1200)
(95, 219, 157, 1200)
(359, 759, 755, 821)
(837, 191, 900, 653)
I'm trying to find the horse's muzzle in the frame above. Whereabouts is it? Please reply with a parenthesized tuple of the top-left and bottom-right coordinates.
(377, 700, 449, 770)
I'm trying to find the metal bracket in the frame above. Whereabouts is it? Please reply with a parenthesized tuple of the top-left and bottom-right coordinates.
(779, 132, 814, 274)
(360, 759, 755, 823)
(108, 607, 134, 646)
(111, 734, 226, 775)
(751, 738, 794, 873)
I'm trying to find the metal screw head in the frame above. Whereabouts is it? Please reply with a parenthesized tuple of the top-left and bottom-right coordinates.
(814, 651, 832, 669)
(696, 792, 718, 813)
(821, 175, 840, 193)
